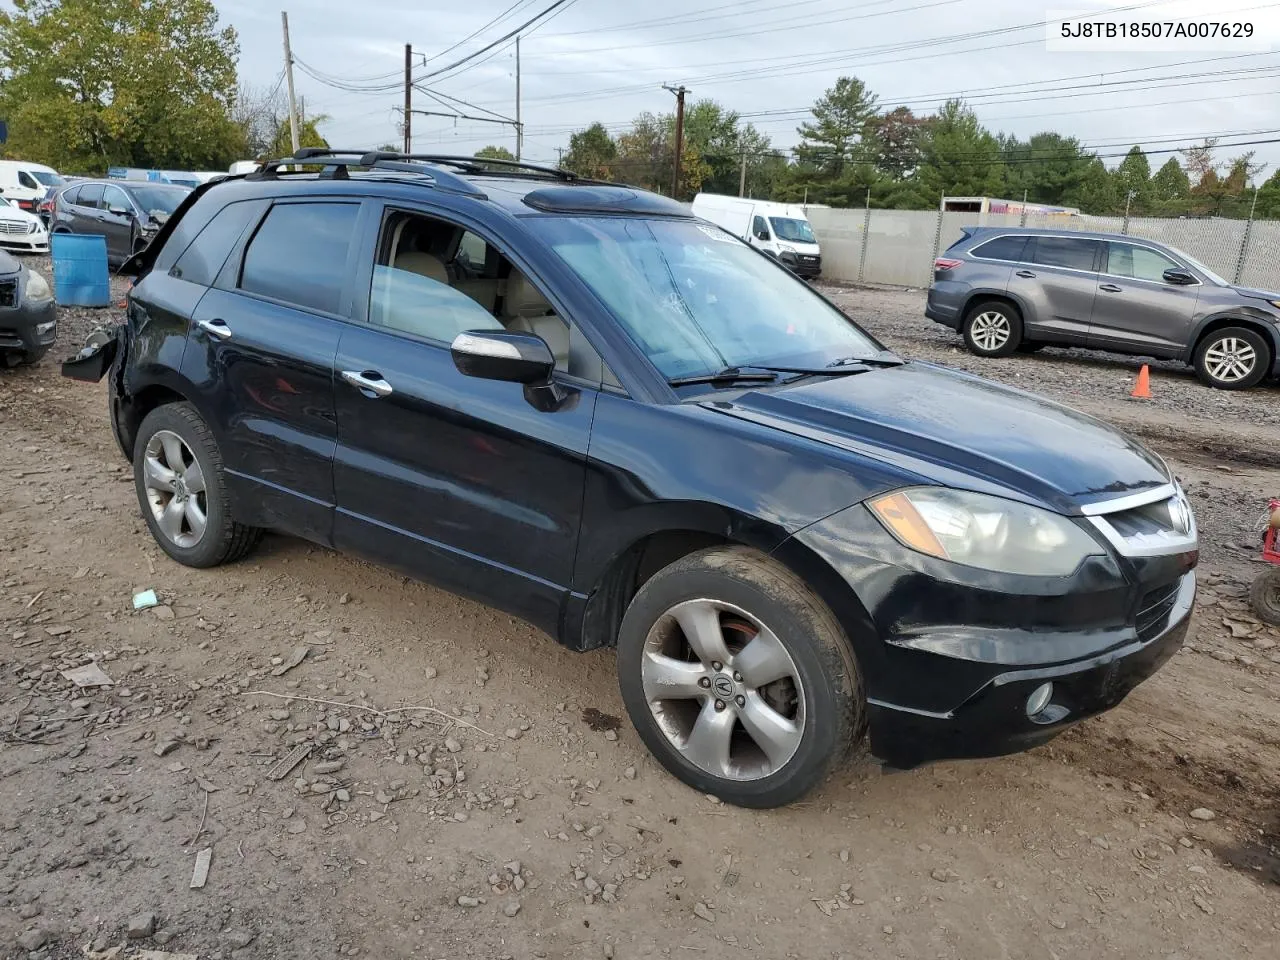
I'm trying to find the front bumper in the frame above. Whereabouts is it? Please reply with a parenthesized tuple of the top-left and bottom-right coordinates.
(868, 570, 1194, 767)
(0, 231, 51, 254)
(0, 295, 57, 359)
(781, 254, 822, 278)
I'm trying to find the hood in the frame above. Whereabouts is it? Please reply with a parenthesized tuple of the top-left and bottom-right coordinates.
(1234, 286, 1280, 303)
(0, 203, 41, 226)
(703, 362, 1168, 515)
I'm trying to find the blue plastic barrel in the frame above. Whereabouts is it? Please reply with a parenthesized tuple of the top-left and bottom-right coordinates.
(51, 233, 111, 307)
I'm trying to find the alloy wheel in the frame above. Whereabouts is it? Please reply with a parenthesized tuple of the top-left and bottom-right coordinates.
(142, 430, 208, 548)
(640, 598, 805, 781)
(1204, 337, 1257, 384)
(970, 311, 1011, 351)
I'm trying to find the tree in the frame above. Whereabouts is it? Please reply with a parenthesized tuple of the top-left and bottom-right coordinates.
(616, 112, 666, 191)
(912, 100, 1003, 203)
(1063, 157, 1119, 214)
(0, 0, 244, 172)
(1115, 146, 1152, 212)
(1255, 169, 1280, 219)
(1181, 138, 1220, 183)
(562, 122, 618, 181)
(1149, 157, 1191, 210)
(475, 145, 516, 161)
(796, 76, 879, 176)
(999, 132, 1093, 206)
(267, 108, 328, 158)
(864, 106, 925, 180)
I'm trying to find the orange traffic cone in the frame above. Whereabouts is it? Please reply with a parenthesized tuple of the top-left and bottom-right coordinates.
(1130, 364, 1152, 399)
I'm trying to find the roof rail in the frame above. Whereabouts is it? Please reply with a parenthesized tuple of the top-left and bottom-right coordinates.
(395, 153, 578, 181)
(250, 149, 486, 198)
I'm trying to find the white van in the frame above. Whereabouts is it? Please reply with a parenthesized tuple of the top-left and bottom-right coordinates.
(0, 160, 65, 212)
(691, 194, 822, 278)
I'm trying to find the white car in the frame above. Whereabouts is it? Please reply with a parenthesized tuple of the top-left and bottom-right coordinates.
(0, 195, 50, 254)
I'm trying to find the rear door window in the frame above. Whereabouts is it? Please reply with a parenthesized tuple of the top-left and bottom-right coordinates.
(239, 202, 360, 314)
(971, 235, 1028, 262)
(60, 185, 80, 206)
(171, 200, 267, 286)
(1029, 236, 1099, 272)
(77, 183, 104, 210)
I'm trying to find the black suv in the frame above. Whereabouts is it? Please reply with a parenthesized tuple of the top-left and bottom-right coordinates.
(65, 151, 1198, 808)
(51, 179, 190, 267)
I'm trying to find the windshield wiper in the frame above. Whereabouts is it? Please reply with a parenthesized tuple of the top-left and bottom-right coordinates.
(668, 367, 780, 387)
(826, 352, 904, 368)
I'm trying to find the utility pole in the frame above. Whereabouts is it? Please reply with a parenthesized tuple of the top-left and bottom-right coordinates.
(403, 43, 412, 153)
(738, 139, 747, 198)
(281, 12, 301, 158)
(515, 36, 523, 161)
(664, 85, 686, 198)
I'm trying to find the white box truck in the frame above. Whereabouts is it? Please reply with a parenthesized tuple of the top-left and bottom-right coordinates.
(691, 194, 822, 278)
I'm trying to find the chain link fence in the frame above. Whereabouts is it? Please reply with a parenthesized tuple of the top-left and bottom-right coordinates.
(806, 206, 1279, 290)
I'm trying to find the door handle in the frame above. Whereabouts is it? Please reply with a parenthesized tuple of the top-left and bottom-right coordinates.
(195, 318, 232, 340)
(1099, 283, 1123, 293)
(341, 369, 394, 398)
(1015, 270, 1036, 278)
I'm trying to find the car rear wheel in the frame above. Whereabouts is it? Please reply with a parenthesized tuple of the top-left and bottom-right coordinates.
(133, 403, 262, 568)
(616, 546, 866, 808)
(962, 301, 1022, 357)
(1194, 327, 1269, 390)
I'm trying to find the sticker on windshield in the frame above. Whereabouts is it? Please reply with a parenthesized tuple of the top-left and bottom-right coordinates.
(696, 223, 738, 243)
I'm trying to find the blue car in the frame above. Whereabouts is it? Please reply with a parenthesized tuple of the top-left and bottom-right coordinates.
(64, 151, 1198, 807)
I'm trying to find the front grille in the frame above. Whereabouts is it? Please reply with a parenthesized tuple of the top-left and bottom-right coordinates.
(0, 280, 16, 308)
(1086, 486, 1196, 558)
(0, 221, 31, 235)
(1137, 581, 1180, 641)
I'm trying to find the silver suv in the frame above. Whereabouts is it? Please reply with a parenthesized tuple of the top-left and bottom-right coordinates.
(926, 227, 1280, 390)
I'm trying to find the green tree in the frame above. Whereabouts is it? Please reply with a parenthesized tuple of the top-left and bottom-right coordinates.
(1255, 169, 1280, 218)
(1115, 146, 1152, 212)
(268, 110, 329, 158)
(796, 76, 879, 176)
(0, 0, 243, 172)
(475, 145, 516, 161)
(913, 100, 1003, 203)
(1149, 157, 1191, 210)
(1000, 132, 1092, 206)
(1063, 156, 1119, 214)
(562, 122, 618, 180)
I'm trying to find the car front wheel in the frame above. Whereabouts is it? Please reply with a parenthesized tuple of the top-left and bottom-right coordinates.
(1194, 326, 1269, 390)
(133, 402, 262, 568)
(616, 546, 866, 808)
(962, 300, 1022, 357)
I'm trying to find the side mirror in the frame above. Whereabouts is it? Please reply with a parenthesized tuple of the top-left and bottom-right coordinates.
(450, 330, 554, 384)
(1163, 268, 1196, 285)
(108, 205, 131, 217)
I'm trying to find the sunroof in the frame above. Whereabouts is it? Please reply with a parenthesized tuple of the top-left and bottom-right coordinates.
(522, 186, 690, 216)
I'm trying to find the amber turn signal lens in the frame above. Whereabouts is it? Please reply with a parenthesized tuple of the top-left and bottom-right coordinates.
(868, 491, 948, 559)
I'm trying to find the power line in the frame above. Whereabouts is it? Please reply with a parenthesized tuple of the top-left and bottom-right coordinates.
(418, 0, 537, 67)
(417, 0, 578, 83)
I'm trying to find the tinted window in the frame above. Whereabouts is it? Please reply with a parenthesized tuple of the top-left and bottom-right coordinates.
(77, 183, 104, 209)
(60, 185, 80, 206)
(1106, 243, 1180, 282)
(752, 215, 769, 239)
(18, 171, 38, 189)
(240, 203, 358, 314)
(972, 235, 1028, 262)
(102, 185, 131, 214)
(456, 230, 487, 271)
(129, 186, 189, 216)
(172, 201, 264, 286)
(1030, 236, 1098, 271)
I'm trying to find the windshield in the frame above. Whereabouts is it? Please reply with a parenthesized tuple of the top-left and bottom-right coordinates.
(769, 217, 816, 244)
(128, 186, 188, 216)
(535, 216, 881, 381)
(32, 171, 64, 187)
(1165, 244, 1229, 286)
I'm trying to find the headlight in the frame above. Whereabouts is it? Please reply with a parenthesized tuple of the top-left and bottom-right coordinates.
(1268, 299, 1280, 309)
(868, 487, 1104, 576)
(24, 270, 52, 302)
(26, 221, 38, 234)
(778, 243, 796, 254)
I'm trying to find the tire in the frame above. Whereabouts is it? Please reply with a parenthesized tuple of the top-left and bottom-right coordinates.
(1250, 568, 1280, 626)
(616, 546, 866, 808)
(1194, 326, 1269, 390)
(962, 300, 1022, 357)
(2, 350, 42, 367)
(133, 402, 262, 568)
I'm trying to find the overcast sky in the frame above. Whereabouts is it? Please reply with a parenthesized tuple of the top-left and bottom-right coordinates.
(219, 0, 1280, 178)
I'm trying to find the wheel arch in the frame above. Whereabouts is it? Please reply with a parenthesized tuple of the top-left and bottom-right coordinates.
(1185, 314, 1278, 367)
(960, 290, 1026, 324)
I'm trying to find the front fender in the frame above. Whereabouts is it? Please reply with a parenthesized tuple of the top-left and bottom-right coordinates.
(1183, 310, 1280, 364)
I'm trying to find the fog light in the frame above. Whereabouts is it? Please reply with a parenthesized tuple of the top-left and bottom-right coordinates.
(1026, 682, 1054, 718)
(35, 320, 56, 339)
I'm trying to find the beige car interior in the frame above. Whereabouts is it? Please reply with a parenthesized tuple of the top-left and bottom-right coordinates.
(380, 214, 570, 368)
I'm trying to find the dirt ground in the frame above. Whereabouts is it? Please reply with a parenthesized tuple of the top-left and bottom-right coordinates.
(1, 269, 1278, 960)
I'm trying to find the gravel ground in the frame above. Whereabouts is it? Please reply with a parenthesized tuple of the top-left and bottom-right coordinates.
(0, 266, 1277, 959)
